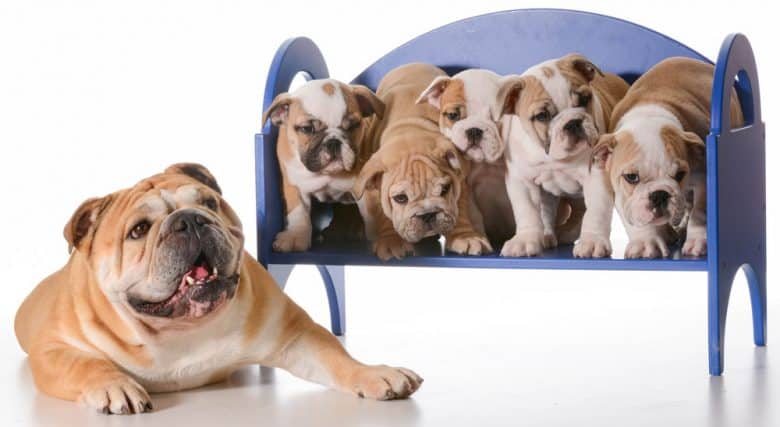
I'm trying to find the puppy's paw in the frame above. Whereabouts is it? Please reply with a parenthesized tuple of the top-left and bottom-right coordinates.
(373, 235, 413, 261)
(273, 228, 311, 252)
(80, 377, 152, 415)
(349, 365, 423, 400)
(542, 232, 558, 249)
(573, 233, 612, 258)
(682, 235, 707, 257)
(625, 235, 670, 259)
(500, 231, 545, 257)
(447, 232, 493, 255)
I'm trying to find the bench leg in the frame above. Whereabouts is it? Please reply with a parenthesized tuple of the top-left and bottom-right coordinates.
(268, 264, 294, 290)
(708, 267, 733, 376)
(317, 265, 346, 336)
(744, 263, 767, 347)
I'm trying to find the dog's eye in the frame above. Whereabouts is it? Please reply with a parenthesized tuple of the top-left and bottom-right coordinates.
(623, 173, 640, 185)
(674, 170, 687, 182)
(533, 111, 552, 123)
(128, 220, 151, 240)
(296, 124, 315, 135)
(392, 193, 408, 204)
(203, 197, 218, 211)
(444, 110, 460, 122)
(440, 183, 451, 196)
(343, 120, 360, 132)
(577, 92, 592, 107)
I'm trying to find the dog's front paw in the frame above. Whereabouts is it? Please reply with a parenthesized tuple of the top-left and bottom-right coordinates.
(542, 232, 558, 249)
(373, 235, 413, 261)
(348, 365, 423, 400)
(501, 231, 545, 257)
(682, 234, 707, 257)
(80, 377, 152, 415)
(273, 228, 311, 252)
(447, 232, 493, 255)
(573, 233, 612, 258)
(625, 235, 670, 259)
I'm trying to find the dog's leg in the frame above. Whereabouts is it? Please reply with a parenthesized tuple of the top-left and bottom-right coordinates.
(28, 344, 152, 414)
(573, 169, 613, 258)
(445, 181, 492, 255)
(682, 172, 707, 256)
(273, 168, 312, 252)
(501, 175, 545, 256)
(539, 191, 560, 249)
(624, 222, 672, 259)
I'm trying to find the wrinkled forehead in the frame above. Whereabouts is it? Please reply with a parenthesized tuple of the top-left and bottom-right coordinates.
(290, 80, 355, 126)
(522, 60, 571, 111)
(450, 70, 502, 117)
(126, 176, 216, 214)
(388, 156, 451, 189)
(614, 130, 681, 173)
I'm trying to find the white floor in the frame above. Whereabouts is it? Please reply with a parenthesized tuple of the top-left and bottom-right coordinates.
(4, 265, 777, 427)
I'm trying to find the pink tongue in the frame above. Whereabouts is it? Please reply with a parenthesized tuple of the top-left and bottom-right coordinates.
(193, 265, 209, 280)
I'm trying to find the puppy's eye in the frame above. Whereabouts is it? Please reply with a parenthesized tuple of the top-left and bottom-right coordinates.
(623, 173, 640, 185)
(392, 193, 408, 204)
(128, 220, 151, 240)
(533, 111, 552, 123)
(343, 120, 360, 132)
(203, 197, 218, 211)
(444, 110, 461, 122)
(296, 125, 315, 135)
(577, 92, 592, 107)
(674, 170, 687, 182)
(440, 183, 451, 196)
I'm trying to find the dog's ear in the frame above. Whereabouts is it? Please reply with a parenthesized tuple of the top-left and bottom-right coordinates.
(562, 53, 604, 82)
(164, 163, 222, 194)
(416, 75, 451, 109)
(682, 130, 706, 170)
(262, 92, 293, 126)
(353, 155, 385, 199)
(495, 75, 525, 116)
(591, 133, 617, 170)
(350, 85, 385, 120)
(64, 194, 114, 253)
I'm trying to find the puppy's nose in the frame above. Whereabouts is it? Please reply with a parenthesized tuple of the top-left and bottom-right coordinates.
(324, 139, 341, 156)
(563, 118, 584, 135)
(649, 190, 671, 208)
(416, 211, 438, 224)
(172, 212, 211, 233)
(465, 128, 483, 146)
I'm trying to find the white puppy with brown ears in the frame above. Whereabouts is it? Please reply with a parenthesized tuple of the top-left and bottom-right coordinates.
(592, 57, 743, 258)
(496, 54, 629, 257)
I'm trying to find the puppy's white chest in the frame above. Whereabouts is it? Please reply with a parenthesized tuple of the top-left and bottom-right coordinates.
(285, 159, 355, 203)
(534, 169, 583, 196)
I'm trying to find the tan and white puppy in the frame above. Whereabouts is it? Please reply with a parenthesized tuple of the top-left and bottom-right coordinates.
(354, 63, 491, 261)
(592, 57, 743, 258)
(15, 164, 422, 414)
(496, 53, 629, 257)
(263, 80, 384, 252)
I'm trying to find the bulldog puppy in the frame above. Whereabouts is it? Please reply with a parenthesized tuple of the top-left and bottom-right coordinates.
(354, 63, 492, 260)
(15, 164, 422, 414)
(592, 57, 743, 258)
(496, 53, 629, 257)
(262, 80, 384, 252)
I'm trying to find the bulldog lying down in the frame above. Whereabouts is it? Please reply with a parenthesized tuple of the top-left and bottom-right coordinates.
(14, 163, 422, 414)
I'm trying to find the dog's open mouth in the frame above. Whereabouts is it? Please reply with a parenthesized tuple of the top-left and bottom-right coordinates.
(128, 251, 239, 319)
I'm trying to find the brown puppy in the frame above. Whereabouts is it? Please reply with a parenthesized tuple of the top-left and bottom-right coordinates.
(263, 80, 384, 252)
(14, 163, 421, 414)
(354, 63, 491, 260)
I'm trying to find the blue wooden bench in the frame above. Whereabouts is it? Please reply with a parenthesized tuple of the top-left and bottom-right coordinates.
(254, 9, 766, 376)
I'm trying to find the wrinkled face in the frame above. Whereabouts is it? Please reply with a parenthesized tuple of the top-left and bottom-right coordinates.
(264, 80, 383, 174)
(82, 170, 245, 324)
(380, 155, 461, 242)
(547, 107, 599, 161)
(603, 126, 700, 228)
(418, 70, 504, 163)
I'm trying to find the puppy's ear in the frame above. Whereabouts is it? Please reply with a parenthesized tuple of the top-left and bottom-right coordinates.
(416, 76, 451, 109)
(562, 53, 604, 82)
(353, 155, 385, 199)
(262, 93, 292, 126)
(351, 85, 385, 120)
(591, 133, 617, 170)
(682, 130, 706, 170)
(495, 76, 525, 116)
(64, 195, 114, 253)
(164, 163, 222, 194)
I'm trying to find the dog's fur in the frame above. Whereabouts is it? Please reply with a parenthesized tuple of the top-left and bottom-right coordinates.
(15, 164, 421, 414)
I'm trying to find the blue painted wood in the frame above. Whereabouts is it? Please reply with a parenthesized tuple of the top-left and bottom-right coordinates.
(317, 266, 346, 336)
(706, 33, 766, 376)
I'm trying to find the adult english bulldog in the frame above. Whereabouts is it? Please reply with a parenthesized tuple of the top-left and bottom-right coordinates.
(262, 80, 384, 252)
(14, 164, 422, 414)
(353, 63, 491, 260)
(496, 53, 629, 257)
(591, 57, 743, 258)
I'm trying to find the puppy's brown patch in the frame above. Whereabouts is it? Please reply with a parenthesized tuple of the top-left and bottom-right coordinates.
(439, 79, 466, 130)
(322, 82, 335, 96)
(541, 66, 554, 78)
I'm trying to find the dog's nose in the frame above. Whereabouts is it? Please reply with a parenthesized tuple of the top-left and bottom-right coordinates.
(563, 118, 584, 134)
(172, 212, 211, 233)
(324, 139, 341, 156)
(465, 128, 483, 146)
(416, 211, 438, 224)
(649, 190, 671, 208)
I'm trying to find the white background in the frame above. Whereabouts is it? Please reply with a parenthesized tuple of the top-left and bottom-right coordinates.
(1, 1, 777, 426)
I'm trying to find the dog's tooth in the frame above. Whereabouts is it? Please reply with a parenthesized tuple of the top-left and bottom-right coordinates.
(213, 267, 218, 276)
(185, 276, 195, 285)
